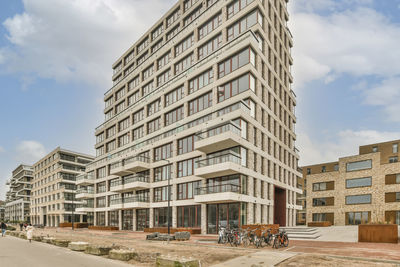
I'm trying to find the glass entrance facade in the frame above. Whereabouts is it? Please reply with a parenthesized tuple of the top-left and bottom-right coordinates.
(207, 202, 245, 234)
(136, 209, 149, 231)
(122, 209, 133, 230)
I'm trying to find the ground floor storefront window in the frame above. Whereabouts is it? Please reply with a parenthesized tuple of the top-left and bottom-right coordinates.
(63, 214, 80, 223)
(87, 212, 94, 225)
(137, 209, 149, 231)
(109, 210, 119, 227)
(96, 211, 105, 226)
(154, 207, 172, 227)
(346, 211, 370, 225)
(207, 202, 246, 234)
(177, 205, 201, 228)
(122, 210, 133, 230)
(384, 210, 400, 224)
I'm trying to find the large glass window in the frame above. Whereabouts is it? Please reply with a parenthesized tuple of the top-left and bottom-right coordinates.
(346, 194, 371, 205)
(154, 164, 172, 182)
(177, 181, 201, 200)
(165, 86, 185, 107)
(346, 177, 372, 188)
(218, 47, 255, 78)
(346, 211, 370, 225)
(178, 135, 195, 155)
(207, 203, 240, 234)
(189, 69, 213, 94)
(154, 186, 172, 202)
(217, 73, 255, 102)
(154, 207, 172, 227)
(199, 13, 222, 39)
(227, 9, 263, 41)
(154, 143, 173, 161)
(198, 34, 222, 59)
(346, 160, 372, 172)
(175, 34, 194, 56)
(177, 157, 200, 177)
(165, 106, 184, 126)
(136, 209, 149, 231)
(227, 0, 255, 19)
(312, 197, 333, 206)
(188, 91, 213, 115)
(177, 205, 201, 228)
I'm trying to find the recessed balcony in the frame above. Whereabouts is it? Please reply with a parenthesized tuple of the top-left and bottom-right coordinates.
(109, 196, 150, 210)
(110, 155, 151, 176)
(195, 122, 242, 153)
(194, 184, 243, 203)
(110, 174, 150, 193)
(76, 173, 95, 186)
(195, 153, 243, 178)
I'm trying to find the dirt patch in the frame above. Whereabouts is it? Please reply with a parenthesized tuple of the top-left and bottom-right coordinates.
(277, 254, 399, 267)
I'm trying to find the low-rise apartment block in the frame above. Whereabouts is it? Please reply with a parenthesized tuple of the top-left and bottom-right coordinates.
(79, 0, 301, 233)
(302, 139, 400, 226)
(30, 147, 94, 227)
(4, 164, 33, 222)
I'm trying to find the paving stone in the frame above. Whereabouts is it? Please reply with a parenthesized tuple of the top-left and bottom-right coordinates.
(68, 241, 89, 251)
(109, 249, 137, 261)
(53, 239, 70, 247)
(85, 245, 112, 256)
(156, 256, 200, 267)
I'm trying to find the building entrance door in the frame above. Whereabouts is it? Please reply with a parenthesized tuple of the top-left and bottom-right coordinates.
(274, 186, 286, 226)
(136, 209, 149, 231)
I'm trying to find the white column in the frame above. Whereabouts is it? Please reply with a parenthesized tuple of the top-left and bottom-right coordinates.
(132, 210, 137, 231)
(118, 210, 123, 230)
(201, 204, 207, 235)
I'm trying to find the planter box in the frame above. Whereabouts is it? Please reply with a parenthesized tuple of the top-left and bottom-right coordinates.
(59, 222, 89, 228)
(358, 224, 398, 243)
(88, 226, 119, 231)
(242, 224, 280, 235)
(144, 228, 201, 235)
(308, 221, 332, 227)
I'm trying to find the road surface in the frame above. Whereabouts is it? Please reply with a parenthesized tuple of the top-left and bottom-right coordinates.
(0, 235, 133, 267)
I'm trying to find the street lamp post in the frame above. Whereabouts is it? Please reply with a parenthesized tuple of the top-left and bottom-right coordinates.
(71, 194, 74, 230)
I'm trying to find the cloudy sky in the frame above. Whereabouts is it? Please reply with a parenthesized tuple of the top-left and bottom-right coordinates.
(0, 0, 400, 199)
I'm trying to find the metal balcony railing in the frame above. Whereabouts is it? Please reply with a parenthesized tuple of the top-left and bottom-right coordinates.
(196, 122, 241, 140)
(197, 153, 241, 168)
(196, 184, 241, 195)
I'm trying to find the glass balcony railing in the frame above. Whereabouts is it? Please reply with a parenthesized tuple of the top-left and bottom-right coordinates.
(110, 196, 149, 205)
(196, 122, 241, 140)
(124, 174, 150, 184)
(110, 155, 150, 170)
(196, 184, 241, 195)
(76, 173, 94, 182)
(197, 153, 241, 168)
(77, 188, 94, 194)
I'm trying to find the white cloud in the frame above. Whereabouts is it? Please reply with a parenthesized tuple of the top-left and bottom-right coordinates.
(298, 129, 400, 165)
(289, 4, 400, 89)
(15, 140, 46, 164)
(0, 0, 175, 90)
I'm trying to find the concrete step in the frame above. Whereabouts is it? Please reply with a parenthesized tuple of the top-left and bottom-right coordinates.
(281, 227, 321, 240)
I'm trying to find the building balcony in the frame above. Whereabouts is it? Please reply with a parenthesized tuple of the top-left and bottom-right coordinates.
(194, 184, 243, 203)
(195, 153, 243, 178)
(75, 207, 94, 213)
(75, 188, 95, 199)
(195, 122, 242, 154)
(110, 174, 150, 193)
(110, 155, 151, 176)
(76, 173, 95, 186)
(109, 196, 150, 210)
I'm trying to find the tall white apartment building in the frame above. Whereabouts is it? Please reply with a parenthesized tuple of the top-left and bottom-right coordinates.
(79, 0, 301, 234)
(4, 164, 33, 222)
(30, 147, 94, 227)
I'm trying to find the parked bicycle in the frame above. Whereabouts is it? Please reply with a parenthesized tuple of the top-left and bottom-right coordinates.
(272, 229, 289, 249)
(255, 228, 273, 248)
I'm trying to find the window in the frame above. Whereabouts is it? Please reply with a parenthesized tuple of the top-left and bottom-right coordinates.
(125, 51, 134, 64)
(346, 177, 372, 188)
(177, 181, 201, 200)
(198, 34, 222, 59)
(152, 24, 163, 40)
(118, 134, 129, 147)
(227, 9, 263, 41)
(106, 126, 116, 138)
(115, 88, 125, 101)
(154, 143, 173, 161)
(372, 146, 378, 152)
(152, 39, 163, 53)
(154, 207, 172, 227)
(154, 186, 171, 202)
(105, 110, 113, 121)
(393, 144, 398, 153)
(177, 205, 201, 228)
(116, 101, 125, 114)
(147, 99, 161, 116)
(389, 156, 398, 163)
(184, 0, 199, 11)
(312, 197, 333, 207)
(217, 73, 255, 102)
(142, 65, 154, 80)
(142, 81, 154, 95)
(118, 117, 130, 131)
(96, 146, 104, 157)
(346, 160, 372, 172)
(133, 126, 144, 140)
(175, 53, 194, 74)
(312, 213, 333, 223)
(178, 135, 195, 155)
(147, 117, 161, 134)
(137, 37, 149, 54)
(199, 13, 222, 39)
(218, 47, 255, 78)
(106, 140, 116, 152)
(334, 164, 339, 171)
(167, 8, 180, 28)
(306, 168, 311, 175)
(165, 106, 184, 126)
(165, 86, 185, 107)
(345, 194, 371, 205)
(227, 0, 255, 19)
(175, 34, 194, 56)
(137, 51, 148, 65)
(189, 69, 213, 94)
(312, 182, 334, 191)
(128, 90, 140, 106)
(157, 52, 171, 70)
(133, 109, 144, 124)
(178, 157, 200, 177)
(184, 5, 202, 26)
(321, 166, 326, 172)
(157, 69, 171, 86)
(188, 91, 213, 115)
(96, 133, 104, 144)
(128, 76, 139, 91)
(346, 211, 370, 225)
(154, 164, 172, 182)
(167, 25, 179, 40)
(105, 97, 113, 108)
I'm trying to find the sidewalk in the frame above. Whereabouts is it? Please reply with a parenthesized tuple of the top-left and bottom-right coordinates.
(211, 250, 297, 267)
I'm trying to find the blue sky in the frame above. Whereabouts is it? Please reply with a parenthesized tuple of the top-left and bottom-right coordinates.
(0, 0, 400, 199)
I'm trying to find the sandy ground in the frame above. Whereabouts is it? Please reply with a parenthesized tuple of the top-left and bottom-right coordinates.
(277, 254, 399, 267)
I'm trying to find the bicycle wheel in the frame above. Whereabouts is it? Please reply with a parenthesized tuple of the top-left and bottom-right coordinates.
(266, 234, 273, 246)
(283, 235, 289, 247)
(258, 237, 266, 248)
(242, 236, 249, 247)
(273, 236, 279, 249)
